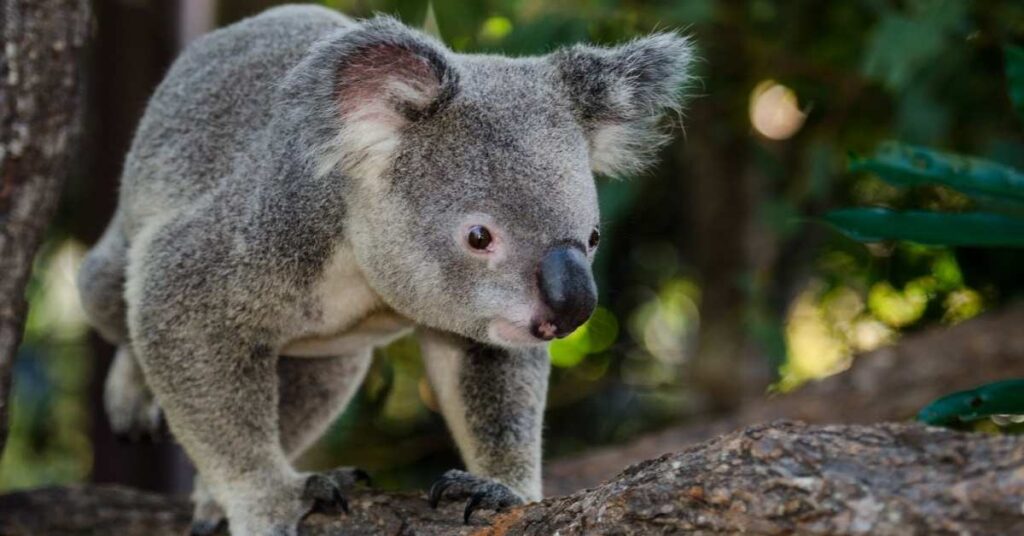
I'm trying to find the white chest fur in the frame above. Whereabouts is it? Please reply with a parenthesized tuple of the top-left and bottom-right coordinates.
(281, 245, 413, 357)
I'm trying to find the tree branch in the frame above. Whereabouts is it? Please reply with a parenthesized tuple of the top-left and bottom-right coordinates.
(2, 422, 1022, 535)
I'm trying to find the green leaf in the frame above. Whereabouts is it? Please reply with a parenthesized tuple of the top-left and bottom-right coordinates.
(825, 208, 1024, 247)
(918, 379, 1024, 426)
(1007, 45, 1024, 123)
(970, 191, 1024, 218)
(849, 142, 1024, 203)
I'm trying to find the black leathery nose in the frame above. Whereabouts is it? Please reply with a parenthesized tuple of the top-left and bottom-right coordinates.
(537, 245, 597, 335)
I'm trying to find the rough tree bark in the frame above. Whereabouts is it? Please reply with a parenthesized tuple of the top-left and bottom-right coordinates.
(546, 304, 1024, 495)
(2, 422, 1022, 535)
(0, 0, 91, 451)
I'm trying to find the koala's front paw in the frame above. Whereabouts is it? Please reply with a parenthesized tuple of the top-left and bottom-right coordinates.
(302, 467, 373, 516)
(428, 469, 524, 524)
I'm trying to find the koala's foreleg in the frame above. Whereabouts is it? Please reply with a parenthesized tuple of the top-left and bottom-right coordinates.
(190, 351, 374, 535)
(419, 328, 548, 521)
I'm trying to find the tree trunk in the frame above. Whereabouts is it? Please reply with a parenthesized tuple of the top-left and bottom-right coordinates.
(546, 304, 1024, 494)
(0, 0, 91, 452)
(2, 422, 1022, 535)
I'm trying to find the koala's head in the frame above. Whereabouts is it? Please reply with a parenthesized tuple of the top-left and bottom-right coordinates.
(305, 16, 693, 347)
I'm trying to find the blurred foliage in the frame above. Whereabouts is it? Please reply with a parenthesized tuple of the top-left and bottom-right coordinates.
(0, 240, 92, 489)
(831, 49, 1024, 429)
(5, 0, 1024, 492)
(1007, 45, 1024, 120)
(828, 142, 1024, 245)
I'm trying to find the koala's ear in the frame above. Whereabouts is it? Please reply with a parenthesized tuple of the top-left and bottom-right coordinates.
(316, 16, 459, 180)
(551, 33, 695, 176)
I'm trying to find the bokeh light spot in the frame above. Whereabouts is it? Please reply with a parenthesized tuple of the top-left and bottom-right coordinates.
(749, 80, 807, 140)
(549, 307, 619, 368)
(479, 16, 513, 42)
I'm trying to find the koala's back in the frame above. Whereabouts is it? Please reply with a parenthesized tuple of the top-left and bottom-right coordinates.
(119, 5, 350, 233)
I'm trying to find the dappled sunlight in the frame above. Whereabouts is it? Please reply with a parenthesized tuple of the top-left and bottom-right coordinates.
(779, 283, 899, 392)
(780, 240, 988, 391)
(780, 287, 854, 391)
(943, 288, 984, 324)
(868, 280, 929, 328)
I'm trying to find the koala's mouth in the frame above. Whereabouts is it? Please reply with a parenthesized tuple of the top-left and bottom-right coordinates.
(487, 318, 548, 347)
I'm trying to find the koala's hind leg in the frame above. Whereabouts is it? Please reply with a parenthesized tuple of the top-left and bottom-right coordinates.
(104, 345, 163, 441)
(419, 328, 549, 523)
(78, 213, 164, 440)
(189, 352, 374, 535)
(78, 211, 130, 344)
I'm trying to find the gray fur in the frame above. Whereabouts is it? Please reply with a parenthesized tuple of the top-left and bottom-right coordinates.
(103, 346, 161, 439)
(77, 5, 693, 534)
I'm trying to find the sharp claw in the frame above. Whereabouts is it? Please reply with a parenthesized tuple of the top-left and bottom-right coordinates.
(463, 492, 485, 524)
(305, 475, 350, 515)
(429, 478, 451, 509)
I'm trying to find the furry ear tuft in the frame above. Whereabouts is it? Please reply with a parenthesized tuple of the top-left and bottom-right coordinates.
(315, 16, 459, 180)
(552, 33, 696, 176)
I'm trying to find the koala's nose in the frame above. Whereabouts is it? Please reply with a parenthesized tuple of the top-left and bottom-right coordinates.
(534, 244, 597, 339)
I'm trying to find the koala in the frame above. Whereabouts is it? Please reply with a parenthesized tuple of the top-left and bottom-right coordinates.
(76, 5, 693, 535)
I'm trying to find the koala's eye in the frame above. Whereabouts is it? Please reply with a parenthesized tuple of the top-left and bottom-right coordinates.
(588, 228, 601, 250)
(467, 225, 493, 251)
